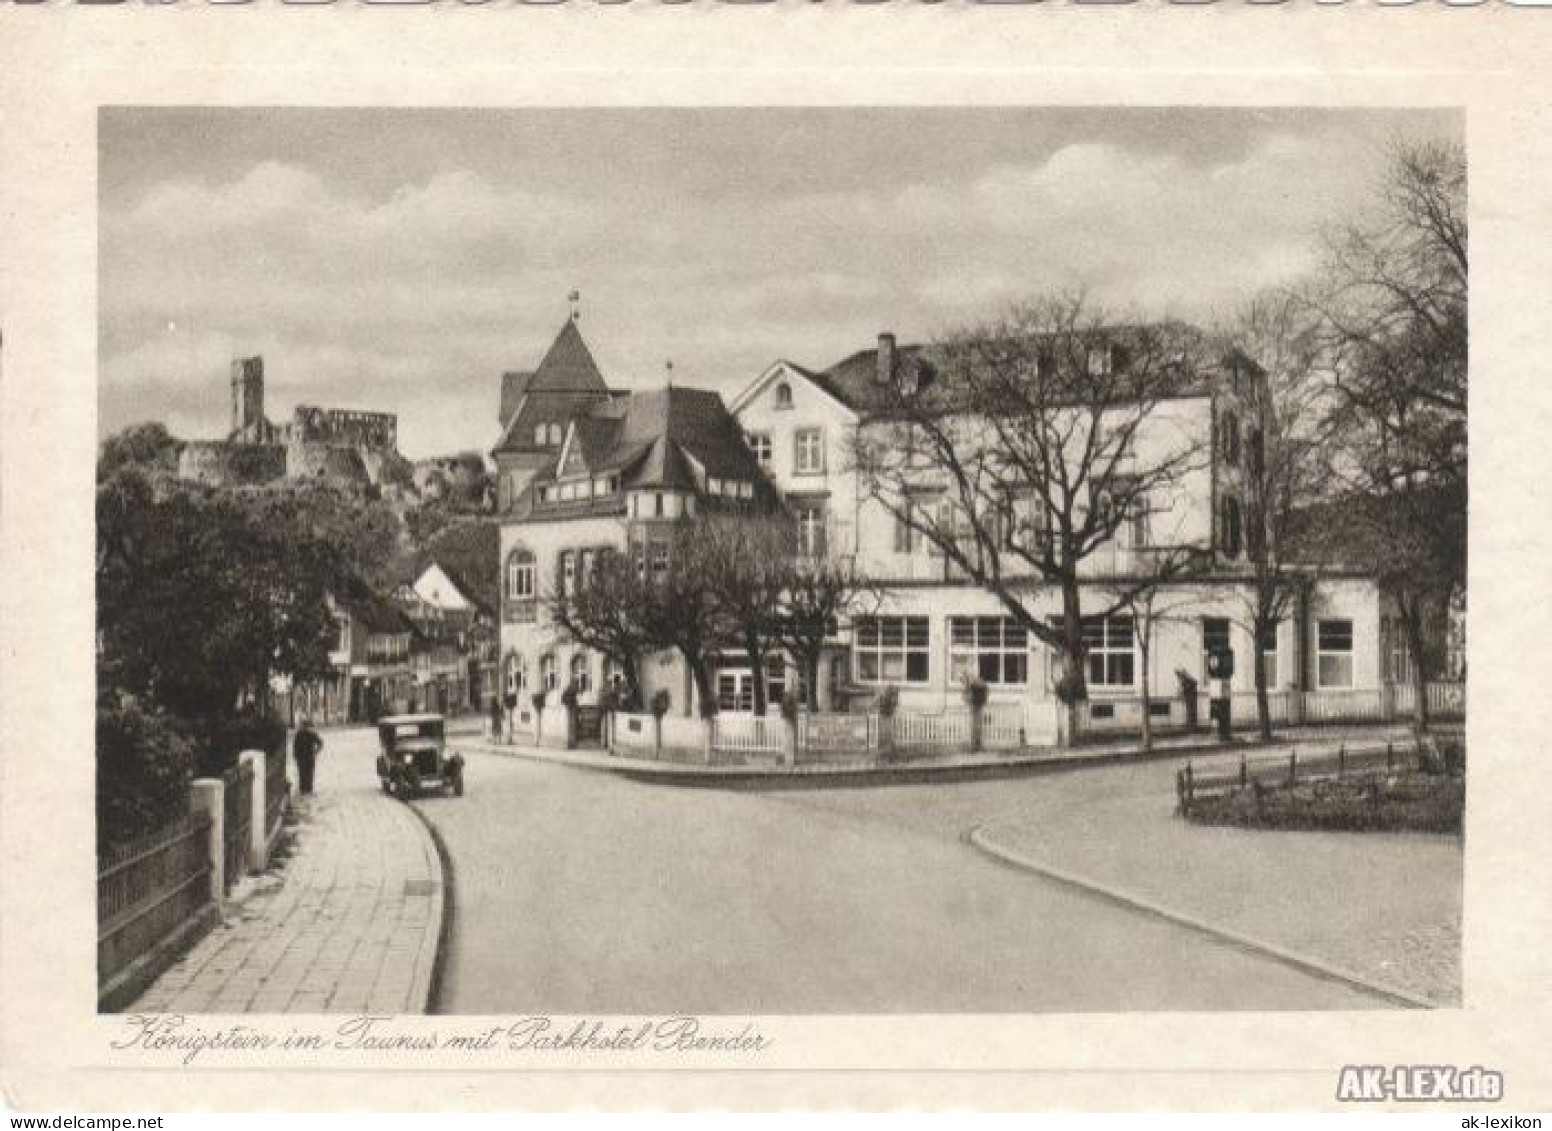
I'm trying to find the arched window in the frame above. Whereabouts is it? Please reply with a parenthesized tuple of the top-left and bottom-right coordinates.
(540, 653, 558, 692)
(570, 653, 592, 694)
(505, 548, 535, 602)
(774, 382, 793, 409)
(503, 653, 526, 698)
(603, 656, 627, 692)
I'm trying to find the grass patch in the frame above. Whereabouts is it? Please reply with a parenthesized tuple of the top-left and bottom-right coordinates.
(1182, 771, 1463, 833)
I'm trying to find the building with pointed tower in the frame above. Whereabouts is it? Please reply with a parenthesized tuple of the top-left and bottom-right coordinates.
(491, 305, 620, 512)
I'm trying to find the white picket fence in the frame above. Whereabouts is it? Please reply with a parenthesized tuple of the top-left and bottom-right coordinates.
(710, 713, 787, 755)
(1077, 682, 1464, 738)
(890, 711, 971, 748)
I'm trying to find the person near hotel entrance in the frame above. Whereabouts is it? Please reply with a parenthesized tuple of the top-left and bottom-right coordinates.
(292, 717, 324, 795)
(489, 695, 504, 743)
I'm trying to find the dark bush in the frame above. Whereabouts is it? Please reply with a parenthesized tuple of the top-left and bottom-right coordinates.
(189, 708, 287, 778)
(650, 689, 671, 719)
(560, 685, 579, 709)
(97, 691, 197, 851)
(531, 690, 547, 712)
(875, 685, 899, 718)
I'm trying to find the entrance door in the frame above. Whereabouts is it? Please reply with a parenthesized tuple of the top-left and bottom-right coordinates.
(574, 705, 604, 747)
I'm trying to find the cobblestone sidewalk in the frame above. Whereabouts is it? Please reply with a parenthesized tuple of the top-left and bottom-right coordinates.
(130, 765, 444, 1015)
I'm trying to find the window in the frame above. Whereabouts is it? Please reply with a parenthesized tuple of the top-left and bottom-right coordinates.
(534, 424, 547, 446)
(654, 493, 664, 518)
(893, 507, 918, 554)
(1258, 620, 1279, 687)
(774, 383, 793, 409)
(1219, 496, 1242, 558)
(650, 539, 670, 580)
(747, 432, 772, 466)
(854, 616, 930, 684)
(505, 549, 535, 601)
(1317, 619, 1354, 689)
(796, 502, 827, 558)
(503, 653, 526, 697)
(1086, 345, 1113, 377)
(570, 653, 592, 694)
(540, 653, 558, 693)
(1001, 489, 1049, 556)
(795, 428, 825, 474)
(604, 656, 627, 693)
(949, 616, 1029, 686)
(1083, 616, 1135, 690)
(1221, 412, 1240, 466)
(1202, 617, 1231, 682)
(557, 550, 575, 595)
(580, 548, 596, 587)
(549, 423, 565, 446)
(334, 614, 350, 652)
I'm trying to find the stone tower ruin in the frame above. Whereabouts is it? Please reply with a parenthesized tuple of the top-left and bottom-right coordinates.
(230, 356, 265, 443)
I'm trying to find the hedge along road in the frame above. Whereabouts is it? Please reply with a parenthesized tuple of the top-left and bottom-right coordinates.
(412, 746, 1391, 1014)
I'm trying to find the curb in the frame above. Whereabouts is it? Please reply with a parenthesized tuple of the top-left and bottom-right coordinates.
(965, 824, 1438, 1010)
(400, 800, 449, 1015)
(459, 729, 1412, 791)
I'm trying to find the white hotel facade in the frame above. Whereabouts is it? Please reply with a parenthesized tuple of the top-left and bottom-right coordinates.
(496, 317, 1418, 735)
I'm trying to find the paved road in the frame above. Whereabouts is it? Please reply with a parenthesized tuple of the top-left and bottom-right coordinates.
(415, 746, 1388, 1014)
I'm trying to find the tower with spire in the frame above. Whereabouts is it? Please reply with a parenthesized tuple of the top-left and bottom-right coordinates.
(491, 298, 616, 511)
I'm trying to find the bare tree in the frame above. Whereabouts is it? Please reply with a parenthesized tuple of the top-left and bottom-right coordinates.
(548, 547, 653, 710)
(693, 514, 792, 715)
(850, 293, 1215, 742)
(769, 556, 878, 712)
(1308, 138, 1468, 732)
(637, 519, 735, 718)
(1217, 291, 1332, 740)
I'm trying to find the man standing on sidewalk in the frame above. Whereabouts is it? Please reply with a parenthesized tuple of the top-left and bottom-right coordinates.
(293, 717, 324, 795)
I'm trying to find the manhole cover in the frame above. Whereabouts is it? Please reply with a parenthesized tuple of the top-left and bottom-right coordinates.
(403, 879, 438, 897)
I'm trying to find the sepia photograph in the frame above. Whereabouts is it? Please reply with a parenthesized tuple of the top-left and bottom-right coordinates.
(92, 104, 1468, 1020)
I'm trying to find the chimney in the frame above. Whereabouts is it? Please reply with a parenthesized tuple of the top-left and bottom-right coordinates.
(875, 332, 896, 385)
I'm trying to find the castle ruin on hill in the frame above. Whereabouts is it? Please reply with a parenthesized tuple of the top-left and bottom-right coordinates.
(178, 357, 414, 492)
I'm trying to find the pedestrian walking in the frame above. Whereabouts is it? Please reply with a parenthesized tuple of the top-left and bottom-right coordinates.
(489, 695, 504, 743)
(504, 692, 518, 744)
(293, 717, 324, 795)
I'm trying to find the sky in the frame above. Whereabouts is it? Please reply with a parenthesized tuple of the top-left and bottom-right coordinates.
(99, 107, 1461, 460)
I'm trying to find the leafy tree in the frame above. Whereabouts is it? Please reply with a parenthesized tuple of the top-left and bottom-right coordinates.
(850, 293, 1214, 742)
(96, 689, 197, 848)
(98, 421, 180, 480)
(97, 470, 347, 726)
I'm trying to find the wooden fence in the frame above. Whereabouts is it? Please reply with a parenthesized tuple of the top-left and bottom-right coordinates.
(264, 748, 288, 847)
(98, 812, 215, 1004)
(221, 761, 254, 893)
(1176, 739, 1422, 813)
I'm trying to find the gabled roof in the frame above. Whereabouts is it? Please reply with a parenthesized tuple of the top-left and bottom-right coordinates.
(728, 359, 855, 419)
(336, 587, 414, 636)
(412, 519, 500, 614)
(513, 385, 779, 520)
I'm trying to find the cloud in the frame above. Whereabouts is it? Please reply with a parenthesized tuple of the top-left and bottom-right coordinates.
(98, 115, 1437, 458)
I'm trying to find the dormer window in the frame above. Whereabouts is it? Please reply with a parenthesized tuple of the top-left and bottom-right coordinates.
(774, 382, 793, 409)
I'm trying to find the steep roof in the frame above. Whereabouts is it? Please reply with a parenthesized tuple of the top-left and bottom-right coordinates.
(513, 385, 778, 519)
(415, 519, 500, 614)
(528, 317, 609, 395)
(499, 371, 532, 426)
(491, 319, 615, 456)
(336, 586, 414, 636)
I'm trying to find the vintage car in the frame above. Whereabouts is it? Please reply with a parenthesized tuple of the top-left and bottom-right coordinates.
(375, 713, 464, 800)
